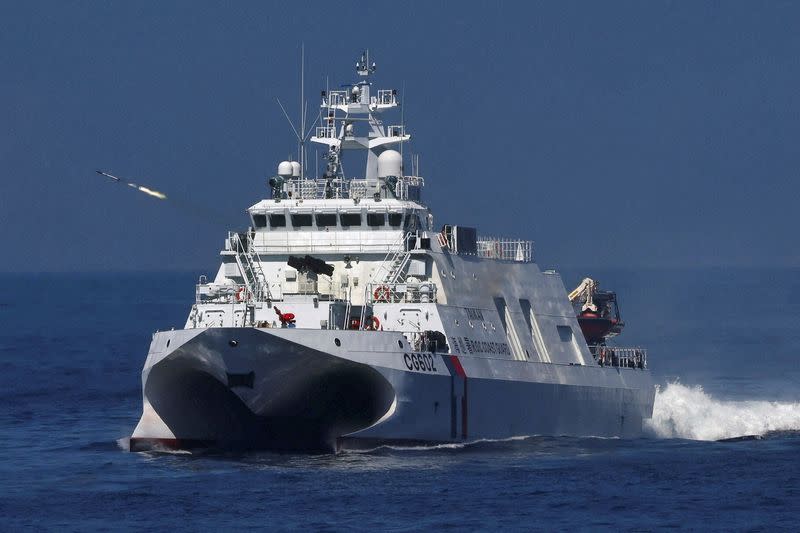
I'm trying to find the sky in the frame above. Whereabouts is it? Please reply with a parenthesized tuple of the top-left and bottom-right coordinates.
(2, 1, 799, 272)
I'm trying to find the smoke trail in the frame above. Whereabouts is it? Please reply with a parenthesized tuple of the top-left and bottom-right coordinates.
(133, 185, 167, 200)
(646, 382, 800, 441)
(95, 170, 229, 226)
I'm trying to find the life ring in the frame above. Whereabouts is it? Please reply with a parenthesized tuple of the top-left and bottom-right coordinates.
(373, 285, 391, 302)
(235, 287, 248, 302)
(364, 316, 380, 331)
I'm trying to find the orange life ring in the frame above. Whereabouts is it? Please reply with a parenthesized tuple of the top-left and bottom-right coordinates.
(364, 316, 380, 331)
(235, 287, 248, 302)
(373, 285, 391, 302)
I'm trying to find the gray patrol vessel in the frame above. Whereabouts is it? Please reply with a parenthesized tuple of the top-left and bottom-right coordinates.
(130, 51, 655, 452)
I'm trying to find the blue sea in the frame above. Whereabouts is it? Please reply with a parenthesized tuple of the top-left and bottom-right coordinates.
(1, 268, 799, 531)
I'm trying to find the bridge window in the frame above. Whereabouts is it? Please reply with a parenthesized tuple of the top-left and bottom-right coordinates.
(367, 213, 385, 227)
(340, 213, 361, 227)
(291, 214, 313, 227)
(268, 214, 286, 227)
(253, 214, 267, 228)
(388, 213, 403, 227)
(316, 213, 337, 227)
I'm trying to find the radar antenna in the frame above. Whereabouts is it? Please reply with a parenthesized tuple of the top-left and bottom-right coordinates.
(356, 50, 376, 77)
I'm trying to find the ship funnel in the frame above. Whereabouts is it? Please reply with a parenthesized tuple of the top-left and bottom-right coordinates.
(377, 150, 402, 178)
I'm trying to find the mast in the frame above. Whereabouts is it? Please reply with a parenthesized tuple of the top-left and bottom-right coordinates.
(310, 50, 410, 182)
(300, 44, 305, 179)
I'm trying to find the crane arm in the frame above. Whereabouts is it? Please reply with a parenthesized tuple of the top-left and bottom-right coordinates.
(568, 277, 598, 312)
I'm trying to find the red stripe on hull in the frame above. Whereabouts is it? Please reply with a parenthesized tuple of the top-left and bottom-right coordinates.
(462, 379, 468, 439)
(449, 355, 467, 377)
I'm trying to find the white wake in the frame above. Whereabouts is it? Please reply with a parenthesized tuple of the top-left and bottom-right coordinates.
(646, 382, 800, 441)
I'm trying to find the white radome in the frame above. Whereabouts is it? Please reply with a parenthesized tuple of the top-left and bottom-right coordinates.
(377, 149, 402, 178)
(277, 161, 293, 177)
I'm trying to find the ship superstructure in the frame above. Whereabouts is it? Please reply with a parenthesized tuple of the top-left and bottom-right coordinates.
(130, 52, 655, 452)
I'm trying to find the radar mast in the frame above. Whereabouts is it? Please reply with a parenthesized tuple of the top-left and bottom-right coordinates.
(310, 50, 410, 183)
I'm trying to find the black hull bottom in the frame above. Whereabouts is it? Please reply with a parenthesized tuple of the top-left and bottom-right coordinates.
(136, 334, 396, 453)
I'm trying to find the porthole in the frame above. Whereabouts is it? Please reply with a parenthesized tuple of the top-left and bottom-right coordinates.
(334, 338, 341, 347)
(455, 319, 459, 326)
(229, 340, 238, 347)
(166, 339, 171, 347)
(398, 340, 404, 349)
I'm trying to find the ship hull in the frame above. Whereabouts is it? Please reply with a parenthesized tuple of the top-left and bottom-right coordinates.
(131, 327, 655, 452)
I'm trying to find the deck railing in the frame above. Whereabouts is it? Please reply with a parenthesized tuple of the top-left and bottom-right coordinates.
(366, 281, 438, 304)
(476, 237, 533, 262)
(280, 176, 423, 201)
(588, 346, 648, 369)
(196, 281, 248, 304)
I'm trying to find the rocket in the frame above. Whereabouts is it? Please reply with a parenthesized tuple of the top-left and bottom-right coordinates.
(95, 170, 167, 200)
(96, 170, 121, 182)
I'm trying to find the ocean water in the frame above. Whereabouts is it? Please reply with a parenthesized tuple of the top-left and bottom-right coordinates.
(1, 269, 799, 531)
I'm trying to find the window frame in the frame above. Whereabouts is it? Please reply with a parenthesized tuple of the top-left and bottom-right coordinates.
(290, 213, 313, 228)
(315, 213, 338, 228)
(268, 213, 286, 228)
(252, 214, 267, 228)
(367, 212, 386, 227)
(339, 212, 362, 228)
(387, 212, 403, 227)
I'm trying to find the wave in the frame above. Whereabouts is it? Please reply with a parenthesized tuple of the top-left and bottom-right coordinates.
(116, 437, 130, 451)
(645, 382, 800, 441)
(346, 434, 538, 454)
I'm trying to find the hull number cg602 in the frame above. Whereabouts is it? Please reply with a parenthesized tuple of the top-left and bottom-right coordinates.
(403, 353, 438, 373)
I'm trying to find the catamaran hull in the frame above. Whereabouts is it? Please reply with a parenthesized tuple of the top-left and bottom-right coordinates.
(130, 327, 655, 452)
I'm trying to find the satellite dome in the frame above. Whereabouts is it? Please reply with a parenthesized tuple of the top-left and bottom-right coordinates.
(277, 161, 293, 177)
(377, 150, 402, 178)
(290, 161, 301, 178)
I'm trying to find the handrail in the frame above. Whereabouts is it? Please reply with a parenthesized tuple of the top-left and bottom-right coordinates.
(195, 281, 249, 304)
(366, 281, 437, 304)
(228, 232, 271, 304)
(588, 345, 647, 369)
(278, 176, 424, 201)
(360, 231, 412, 326)
(476, 237, 533, 263)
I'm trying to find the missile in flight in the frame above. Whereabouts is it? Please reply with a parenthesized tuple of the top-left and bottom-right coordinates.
(95, 170, 167, 200)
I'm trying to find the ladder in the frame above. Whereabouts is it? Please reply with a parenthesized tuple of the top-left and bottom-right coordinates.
(373, 231, 413, 285)
(231, 232, 271, 303)
(358, 231, 413, 327)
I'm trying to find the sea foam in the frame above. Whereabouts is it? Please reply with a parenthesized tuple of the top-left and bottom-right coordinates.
(646, 382, 800, 441)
